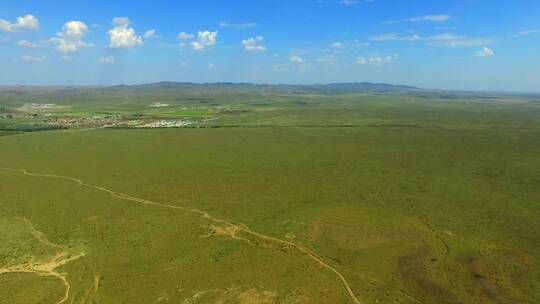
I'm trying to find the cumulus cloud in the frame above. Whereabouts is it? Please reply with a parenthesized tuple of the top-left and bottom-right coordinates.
(218, 21, 256, 29)
(143, 29, 156, 39)
(476, 47, 494, 57)
(356, 55, 396, 66)
(289, 55, 304, 64)
(0, 14, 39, 32)
(108, 17, 142, 49)
(427, 33, 492, 47)
(370, 33, 421, 41)
(100, 55, 115, 64)
(191, 30, 217, 51)
(52, 21, 94, 53)
(242, 36, 266, 51)
(16, 40, 39, 48)
(19, 55, 46, 62)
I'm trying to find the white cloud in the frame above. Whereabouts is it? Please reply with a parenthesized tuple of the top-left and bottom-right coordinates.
(356, 55, 396, 66)
(20, 55, 46, 62)
(516, 29, 540, 37)
(368, 56, 394, 66)
(242, 36, 266, 51)
(191, 30, 217, 51)
(52, 21, 94, 53)
(317, 54, 337, 65)
(112, 17, 130, 26)
(179, 61, 190, 67)
(370, 33, 421, 41)
(289, 55, 304, 64)
(330, 42, 343, 49)
(408, 15, 450, 22)
(108, 17, 142, 49)
(386, 14, 451, 24)
(177, 32, 193, 48)
(339, 0, 360, 5)
(427, 33, 492, 47)
(0, 14, 39, 32)
(177, 32, 194, 40)
(16, 40, 39, 48)
(100, 55, 115, 64)
(143, 29, 156, 39)
(355, 57, 367, 65)
(208, 63, 215, 69)
(218, 21, 256, 29)
(476, 47, 494, 57)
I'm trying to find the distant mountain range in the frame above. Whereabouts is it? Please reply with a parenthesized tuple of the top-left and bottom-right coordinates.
(131, 82, 419, 92)
(0, 82, 418, 94)
(119, 81, 420, 93)
(1, 82, 538, 97)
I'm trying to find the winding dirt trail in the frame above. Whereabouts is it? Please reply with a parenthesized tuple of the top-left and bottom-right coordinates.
(0, 215, 85, 304)
(0, 167, 362, 304)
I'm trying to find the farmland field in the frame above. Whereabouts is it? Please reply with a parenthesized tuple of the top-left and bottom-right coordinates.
(0, 85, 539, 303)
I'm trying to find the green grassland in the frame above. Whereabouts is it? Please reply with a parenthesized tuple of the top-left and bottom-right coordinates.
(0, 87, 539, 303)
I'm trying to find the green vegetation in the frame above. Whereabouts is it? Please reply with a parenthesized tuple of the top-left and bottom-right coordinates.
(0, 85, 538, 303)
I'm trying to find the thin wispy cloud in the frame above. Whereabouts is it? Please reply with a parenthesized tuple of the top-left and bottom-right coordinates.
(143, 29, 156, 39)
(219, 21, 256, 29)
(385, 14, 451, 24)
(337, 0, 374, 5)
(330, 42, 343, 49)
(100, 55, 115, 64)
(427, 33, 493, 47)
(16, 40, 40, 48)
(19, 55, 46, 62)
(177, 32, 194, 40)
(316, 54, 337, 65)
(356, 55, 397, 66)
(290, 54, 304, 64)
(515, 29, 540, 37)
(370, 33, 421, 42)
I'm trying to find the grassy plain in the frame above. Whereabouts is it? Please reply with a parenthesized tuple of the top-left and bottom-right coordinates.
(0, 86, 539, 303)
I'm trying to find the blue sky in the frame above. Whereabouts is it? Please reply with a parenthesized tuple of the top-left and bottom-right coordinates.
(1, 0, 539, 91)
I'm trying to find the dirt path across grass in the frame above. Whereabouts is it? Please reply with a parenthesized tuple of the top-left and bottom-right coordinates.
(0, 215, 85, 304)
(0, 167, 362, 304)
